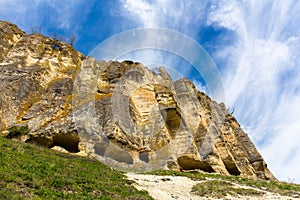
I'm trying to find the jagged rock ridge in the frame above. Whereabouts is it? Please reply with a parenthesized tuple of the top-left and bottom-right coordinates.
(0, 20, 275, 181)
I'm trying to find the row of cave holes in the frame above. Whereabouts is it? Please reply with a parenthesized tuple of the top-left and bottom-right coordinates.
(93, 141, 240, 176)
(50, 135, 240, 176)
(59, 140, 241, 177)
(27, 133, 240, 176)
(25, 133, 241, 176)
(50, 134, 240, 176)
(56, 136, 240, 176)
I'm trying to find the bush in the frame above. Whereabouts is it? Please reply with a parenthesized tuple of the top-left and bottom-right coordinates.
(6, 124, 30, 139)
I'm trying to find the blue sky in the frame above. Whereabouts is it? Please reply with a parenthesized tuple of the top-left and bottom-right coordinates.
(1, 0, 300, 183)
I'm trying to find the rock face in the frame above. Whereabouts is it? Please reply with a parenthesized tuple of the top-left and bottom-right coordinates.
(0, 21, 276, 181)
(0, 20, 83, 153)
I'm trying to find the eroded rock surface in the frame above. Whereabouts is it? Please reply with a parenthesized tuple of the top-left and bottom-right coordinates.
(0, 20, 275, 181)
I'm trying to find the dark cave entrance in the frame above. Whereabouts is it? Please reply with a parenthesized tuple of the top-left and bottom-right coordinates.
(177, 156, 215, 173)
(51, 133, 80, 153)
(223, 160, 241, 176)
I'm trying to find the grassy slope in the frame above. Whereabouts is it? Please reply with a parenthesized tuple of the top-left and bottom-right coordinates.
(2, 135, 300, 199)
(0, 137, 152, 200)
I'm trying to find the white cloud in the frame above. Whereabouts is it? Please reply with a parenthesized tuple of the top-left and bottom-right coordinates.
(192, 79, 208, 93)
(120, 0, 207, 33)
(121, 0, 157, 27)
(208, 0, 300, 182)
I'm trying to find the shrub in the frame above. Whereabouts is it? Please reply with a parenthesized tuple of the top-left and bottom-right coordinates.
(6, 124, 30, 139)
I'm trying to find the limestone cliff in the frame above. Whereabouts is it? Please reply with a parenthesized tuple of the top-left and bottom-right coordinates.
(0, 20, 276, 181)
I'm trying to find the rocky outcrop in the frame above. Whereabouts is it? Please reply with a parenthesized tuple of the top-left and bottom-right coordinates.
(0, 20, 276, 181)
(0, 20, 84, 153)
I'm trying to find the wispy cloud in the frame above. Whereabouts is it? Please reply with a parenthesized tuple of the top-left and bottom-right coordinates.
(120, 0, 208, 34)
(207, 0, 300, 182)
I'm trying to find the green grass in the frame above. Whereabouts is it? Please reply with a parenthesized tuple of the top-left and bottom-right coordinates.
(146, 170, 300, 198)
(146, 170, 207, 181)
(191, 180, 264, 198)
(0, 137, 153, 200)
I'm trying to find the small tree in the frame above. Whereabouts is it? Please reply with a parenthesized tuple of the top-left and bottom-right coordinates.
(52, 33, 65, 42)
(68, 33, 77, 46)
(6, 124, 30, 139)
(31, 26, 42, 34)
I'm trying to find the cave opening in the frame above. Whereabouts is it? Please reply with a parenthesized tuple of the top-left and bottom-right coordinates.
(162, 108, 181, 139)
(139, 152, 150, 163)
(223, 160, 241, 176)
(51, 133, 80, 153)
(94, 142, 107, 156)
(177, 156, 215, 173)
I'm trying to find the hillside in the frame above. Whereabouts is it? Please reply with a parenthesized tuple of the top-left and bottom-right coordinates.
(1, 137, 300, 199)
(0, 136, 152, 199)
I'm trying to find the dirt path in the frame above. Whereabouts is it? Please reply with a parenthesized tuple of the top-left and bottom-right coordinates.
(126, 172, 203, 200)
(126, 173, 298, 200)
